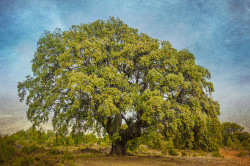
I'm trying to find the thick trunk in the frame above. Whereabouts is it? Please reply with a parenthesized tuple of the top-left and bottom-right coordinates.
(107, 116, 145, 155)
(110, 140, 127, 155)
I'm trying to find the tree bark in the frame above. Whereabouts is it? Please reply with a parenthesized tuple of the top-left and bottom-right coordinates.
(108, 116, 145, 155)
(110, 140, 127, 155)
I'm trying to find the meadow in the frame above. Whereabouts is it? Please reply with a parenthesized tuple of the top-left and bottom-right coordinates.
(0, 126, 249, 166)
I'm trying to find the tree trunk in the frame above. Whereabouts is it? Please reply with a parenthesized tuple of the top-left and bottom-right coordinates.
(110, 140, 127, 155)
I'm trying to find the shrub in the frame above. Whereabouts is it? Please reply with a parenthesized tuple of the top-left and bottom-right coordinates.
(98, 135, 110, 146)
(0, 135, 17, 162)
(12, 130, 28, 144)
(22, 143, 39, 154)
(181, 151, 187, 157)
(82, 133, 98, 146)
(242, 138, 250, 151)
(137, 145, 149, 153)
(197, 151, 207, 156)
(237, 151, 249, 157)
(226, 137, 234, 147)
(49, 147, 60, 155)
(99, 141, 109, 147)
(166, 139, 174, 149)
(62, 150, 74, 160)
(212, 151, 222, 157)
(65, 135, 75, 146)
(127, 138, 140, 151)
(168, 149, 178, 156)
(19, 156, 34, 166)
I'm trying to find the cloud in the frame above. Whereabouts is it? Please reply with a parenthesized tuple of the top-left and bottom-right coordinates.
(219, 95, 250, 132)
(0, 93, 30, 134)
(0, 0, 250, 133)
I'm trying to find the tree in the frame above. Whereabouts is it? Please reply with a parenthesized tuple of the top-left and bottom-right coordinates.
(221, 122, 250, 148)
(18, 17, 221, 155)
(222, 122, 244, 135)
(226, 136, 234, 147)
(221, 122, 244, 145)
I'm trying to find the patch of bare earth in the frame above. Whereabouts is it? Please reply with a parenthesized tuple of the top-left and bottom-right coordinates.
(219, 149, 250, 166)
(74, 154, 238, 166)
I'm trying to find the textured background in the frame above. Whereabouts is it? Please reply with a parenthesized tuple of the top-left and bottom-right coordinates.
(0, 0, 249, 134)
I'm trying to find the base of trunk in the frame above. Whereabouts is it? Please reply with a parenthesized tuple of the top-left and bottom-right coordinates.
(110, 140, 127, 156)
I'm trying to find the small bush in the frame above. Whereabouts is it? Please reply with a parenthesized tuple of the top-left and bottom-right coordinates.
(36, 155, 59, 166)
(161, 149, 167, 155)
(0, 135, 17, 162)
(238, 151, 249, 157)
(19, 156, 34, 166)
(197, 151, 207, 156)
(166, 139, 174, 149)
(242, 138, 250, 151)
(168, 149, 178, 156)
(45, 139, 54, 147)
(22, 143, 39, 154)
(212, 151, 222, 157)
(82, 133, 98, 145)
(127, 138, 140, 151)
(99, 141, 109, 147)
(181, 151, 187, 157)
(62, 150, 74, 160)
(137, 145, 149, 153)
(49, 147, 60, 155)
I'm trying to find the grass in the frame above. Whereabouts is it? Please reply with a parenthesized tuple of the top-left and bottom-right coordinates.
(0, 143, 248, 166)
(1, 130, 249, 166)
(237, 150, 250, 157)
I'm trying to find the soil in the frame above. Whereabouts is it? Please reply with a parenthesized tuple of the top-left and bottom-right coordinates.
(219, 149, 250, 166)
(74, 149, 250, 166)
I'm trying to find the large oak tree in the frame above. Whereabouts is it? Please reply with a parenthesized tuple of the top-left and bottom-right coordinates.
(18, 17, 221, 155)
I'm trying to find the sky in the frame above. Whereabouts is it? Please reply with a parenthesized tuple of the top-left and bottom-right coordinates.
(0, 0, 250, 134)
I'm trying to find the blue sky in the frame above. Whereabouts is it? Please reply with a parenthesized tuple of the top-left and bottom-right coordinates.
(0, 0, 250, 134)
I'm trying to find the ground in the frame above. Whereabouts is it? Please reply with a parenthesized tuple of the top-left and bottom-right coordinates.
(73, 149, 250, 166)
(219, 149, 250, 166)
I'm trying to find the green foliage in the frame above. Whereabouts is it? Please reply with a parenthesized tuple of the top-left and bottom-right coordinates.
(0, 130, 83, 165)
(226, 137, 234, 147)
(19, 156, 35, 166)
(12, 129, 28, 144)
(237, 151, 249, 157)
(221, 122, 244, 145)
(181, 151, 187, 157)
(48, 147, 60, 155)
(62, 150, 74, 160)
(166, 139, 174, 149)
(222, 122, 244, 134)
(212, 151, 222, 157)
(242, 138, 250, 151)
(168, 149, 178, 156)
(137, 145, 149, 154)
(0, 135, 17, 162)
(127, 137, 141, 151)
(221, 122, 250, 150)
(139, 129, 166, 149)
(234, 131, 250, 142)
(98, 135, 110, 147)
(17, 17, 222, 154)
(82, 133, 98, 146)
(127, 129, 167, 151)
(22, 143, 40, 154)
(12, 128, 51, 146)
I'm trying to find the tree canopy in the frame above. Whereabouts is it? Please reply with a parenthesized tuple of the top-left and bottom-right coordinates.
(18, 17, 221, 155)
(221, 122, 249, 148)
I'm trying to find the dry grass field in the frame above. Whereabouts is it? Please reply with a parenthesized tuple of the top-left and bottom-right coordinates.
(73, 149, 250, 166)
